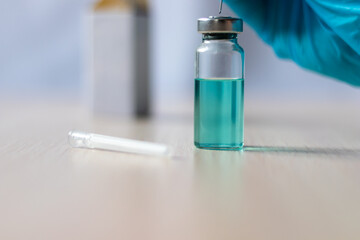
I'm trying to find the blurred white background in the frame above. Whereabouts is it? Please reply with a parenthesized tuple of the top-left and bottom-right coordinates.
(0, 0, 93, 98)
(0, 0, 359, 110)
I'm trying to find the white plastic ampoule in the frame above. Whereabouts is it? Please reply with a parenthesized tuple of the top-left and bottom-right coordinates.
(68, 131, 171, 157)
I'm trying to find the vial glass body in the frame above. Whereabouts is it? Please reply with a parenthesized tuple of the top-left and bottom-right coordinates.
(194, 33, 244, 150)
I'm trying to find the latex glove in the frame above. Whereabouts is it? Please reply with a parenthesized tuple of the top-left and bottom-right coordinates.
(225, 0, 360, 86)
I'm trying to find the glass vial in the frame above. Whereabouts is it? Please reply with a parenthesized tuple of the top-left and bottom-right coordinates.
(195, 16, 244, 150)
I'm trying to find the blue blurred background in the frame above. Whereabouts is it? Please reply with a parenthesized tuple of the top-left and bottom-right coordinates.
(1, 0, 359, 113)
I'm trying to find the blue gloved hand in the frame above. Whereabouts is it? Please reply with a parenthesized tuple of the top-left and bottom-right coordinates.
(225, 0, 360, 86)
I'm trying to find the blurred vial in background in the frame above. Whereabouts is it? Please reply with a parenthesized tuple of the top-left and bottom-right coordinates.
(90, 0, 150, 118)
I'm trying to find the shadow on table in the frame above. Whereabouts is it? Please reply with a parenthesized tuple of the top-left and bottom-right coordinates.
(244, 146, 360, 156)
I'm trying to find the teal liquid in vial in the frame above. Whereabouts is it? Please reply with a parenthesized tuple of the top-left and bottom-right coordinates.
(194, 78, 244, 150)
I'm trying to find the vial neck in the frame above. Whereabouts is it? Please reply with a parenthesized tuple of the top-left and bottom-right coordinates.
(202, 33, 238, 41)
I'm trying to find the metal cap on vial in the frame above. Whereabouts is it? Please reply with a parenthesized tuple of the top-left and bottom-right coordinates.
(198, 16, 243, 33)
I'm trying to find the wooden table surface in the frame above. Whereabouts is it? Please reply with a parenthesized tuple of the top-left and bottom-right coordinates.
(1, 99, 360, 240)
